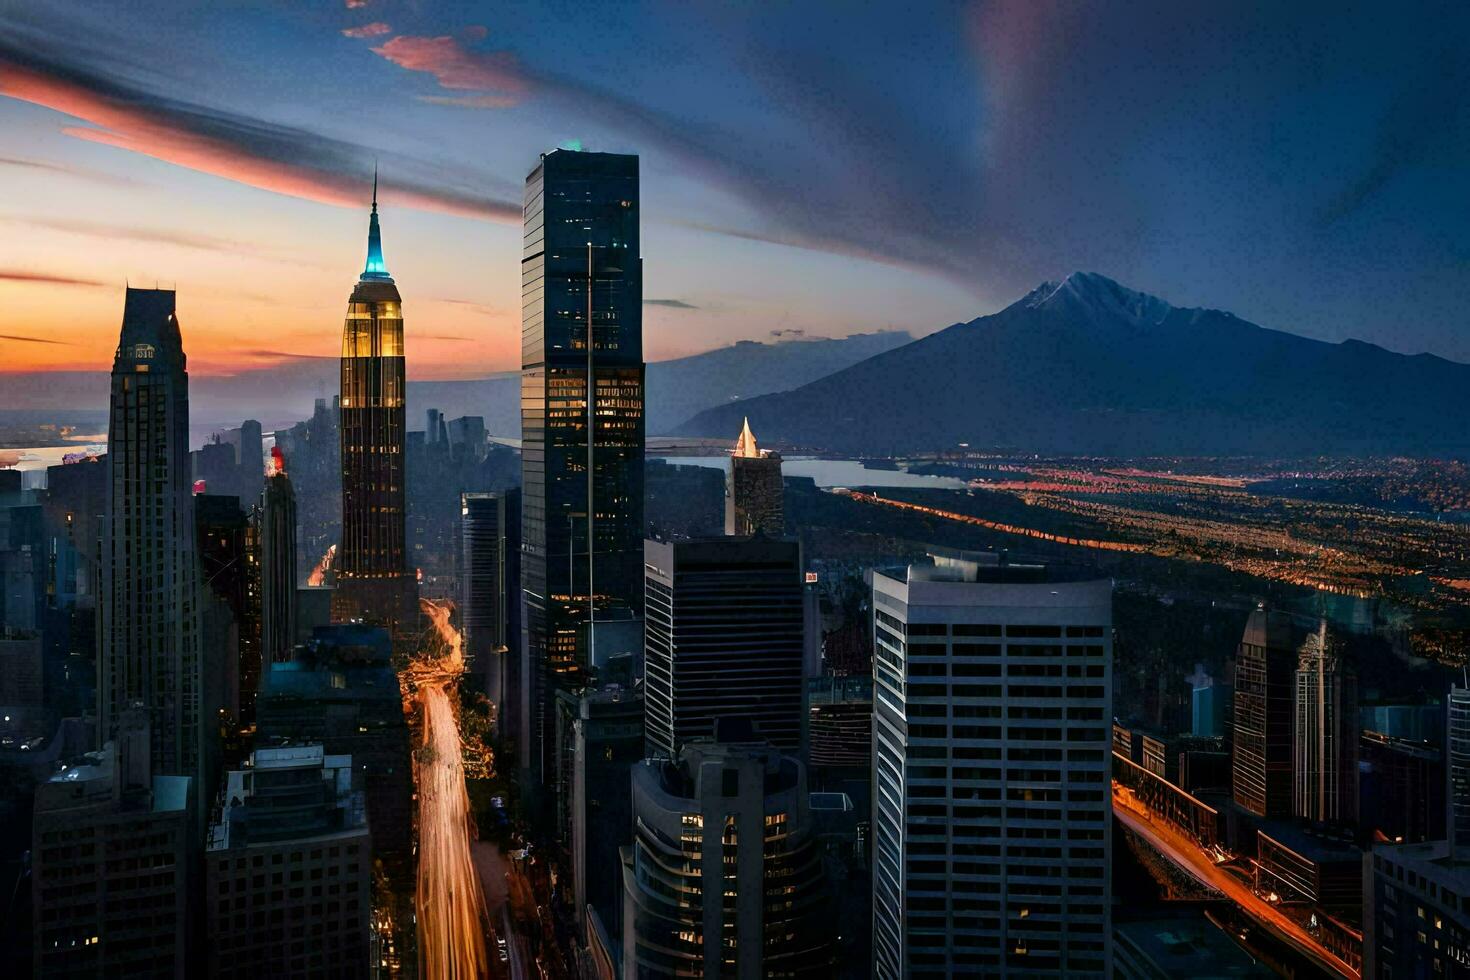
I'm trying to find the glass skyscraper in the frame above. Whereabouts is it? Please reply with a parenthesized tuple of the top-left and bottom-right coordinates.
(333, 180, 417, 636)
(98, 287, 203, 787)
(521, 149, 645, 786)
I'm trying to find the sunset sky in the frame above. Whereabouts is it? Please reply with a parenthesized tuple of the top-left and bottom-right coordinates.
(0, 1, 1465, 381)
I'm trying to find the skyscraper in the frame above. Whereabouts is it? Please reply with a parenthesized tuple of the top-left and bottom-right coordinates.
(239, 418, 264, 501)
(1363, 684, 1470, 978)
(1231, 607, 1297, 818)
(98, 287, 204, 785)
(725, 417, 784, 536)
(194, 493, 255, 727)
(554, 684, 644, 947)
(334, 177, 416, 636)
(521, 149, 645, 786)
(643, 536, 805, 758)
(260, 446, 298, 666)
(620, 741, 834, 978)
(870, 551, 1113, 977)
(461, 490, 521, 729)
(1293, 620, 1358, 824)
(1450, 684, 1470, 856)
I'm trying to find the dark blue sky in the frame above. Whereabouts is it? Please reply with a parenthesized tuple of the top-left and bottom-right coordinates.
(0, 0, 1465, 375)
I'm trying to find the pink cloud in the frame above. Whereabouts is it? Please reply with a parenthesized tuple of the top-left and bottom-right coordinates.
(370, 34, 527, 101)
(342, 22, 391, 39)
(345, 0, 368, 8)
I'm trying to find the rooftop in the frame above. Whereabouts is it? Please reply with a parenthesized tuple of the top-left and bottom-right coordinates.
(1114, 907, 1270, 977)
(1258, 820, 1362, 863)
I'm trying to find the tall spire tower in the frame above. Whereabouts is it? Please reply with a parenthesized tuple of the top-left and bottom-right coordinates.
(333, 177, 416, 635)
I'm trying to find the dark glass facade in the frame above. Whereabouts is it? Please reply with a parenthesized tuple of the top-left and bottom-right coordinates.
(642, 536, 805, 758)
(1231, 608, 1298, 818)
(521, 149, 645, 786)
(461, 490, 522, 749)
(99, 287, 203, 783)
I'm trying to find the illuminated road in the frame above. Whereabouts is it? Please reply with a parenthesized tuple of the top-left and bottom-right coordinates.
(1113, 788, 1358, 978)
(415, 599, 490, 979)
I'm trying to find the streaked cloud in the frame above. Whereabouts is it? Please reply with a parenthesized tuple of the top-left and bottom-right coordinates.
(0, 269, 110, 289)
(0, 331, 79, 344)
(341, 22, 391, 39)
(0, 31, 519, 222)
(8, 215, 258, 254)
(645, 298, 698, 309)
(417, 93, 519, 109)
(0, 154, 138, 185)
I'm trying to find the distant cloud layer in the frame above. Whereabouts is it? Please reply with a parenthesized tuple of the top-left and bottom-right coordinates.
(0, 269, 109, 290)
(645, 299, 698, 309)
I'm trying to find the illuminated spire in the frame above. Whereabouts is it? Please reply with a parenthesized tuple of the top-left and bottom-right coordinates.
(362, 162, 392, 281)
(733, 417, 760, 458)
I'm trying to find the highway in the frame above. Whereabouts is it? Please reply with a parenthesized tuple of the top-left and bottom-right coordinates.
(415, 600, 491, 979)
(1113, 787, 1358, 978)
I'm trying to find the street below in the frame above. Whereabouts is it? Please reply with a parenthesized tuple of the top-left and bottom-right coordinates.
(414, 599, 490, 979)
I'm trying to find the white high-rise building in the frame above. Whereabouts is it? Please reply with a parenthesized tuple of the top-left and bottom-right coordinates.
(871, 551, 1113, 978)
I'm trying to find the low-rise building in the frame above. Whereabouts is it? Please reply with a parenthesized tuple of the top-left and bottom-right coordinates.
(32, 711, 195, 977)
(205, 744, 371, 979)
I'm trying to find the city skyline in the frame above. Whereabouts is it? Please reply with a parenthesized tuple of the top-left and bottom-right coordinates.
(4, 5, 1470, 978)
(1, 2, 1468, 385)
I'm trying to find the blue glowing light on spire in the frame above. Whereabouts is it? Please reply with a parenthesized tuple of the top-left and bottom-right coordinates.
(362, 163, 392, 281)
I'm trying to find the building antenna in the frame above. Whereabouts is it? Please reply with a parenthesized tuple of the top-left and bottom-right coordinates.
(372, 160, 379, 212)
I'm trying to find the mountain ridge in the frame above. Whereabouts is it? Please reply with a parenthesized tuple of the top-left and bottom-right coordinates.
(674, 272, 1470, 456)
(0, 330, 912, 445)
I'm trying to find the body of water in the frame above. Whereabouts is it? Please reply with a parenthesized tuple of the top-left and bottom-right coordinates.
(656, 455, 967, 490)
(0, 443, 106, 489)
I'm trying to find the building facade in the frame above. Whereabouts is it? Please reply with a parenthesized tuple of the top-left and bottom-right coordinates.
(334, 182, 416, 636)
(520, 149, 645, 788)
(1232, 607, 1298, 818)
(32, 711, 195, 977)
(725, 418, 784, 536)
(1451, 685, 1470, 854)
(260, 449, 298, 667)
(194, 493, 257, 730)
(1363, 840, 1470, 979)
(205, 745, 372, 979)
(620, 741, 833, 978)
(643, 536, 805, 758)
(871, 552, 1113, 978)
(553, 684, 644, 946)
(1294, 620, 1359, 824)
(98, 287, 205, 788)
(460, 490, 521, 728)
(255, 625, 414, 885)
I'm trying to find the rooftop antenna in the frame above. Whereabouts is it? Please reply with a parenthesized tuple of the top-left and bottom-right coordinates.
(372, 159, 378, 213)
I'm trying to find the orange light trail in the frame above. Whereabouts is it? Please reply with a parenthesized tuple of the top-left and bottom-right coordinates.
(412, 597, 489, 980)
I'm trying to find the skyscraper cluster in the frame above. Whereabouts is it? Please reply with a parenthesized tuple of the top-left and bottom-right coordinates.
(38, 136, 1470, 980)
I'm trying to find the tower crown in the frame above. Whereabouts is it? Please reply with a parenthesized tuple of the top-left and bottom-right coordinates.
(733, 417, 760, 458)
(361, 166, 392, 282)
